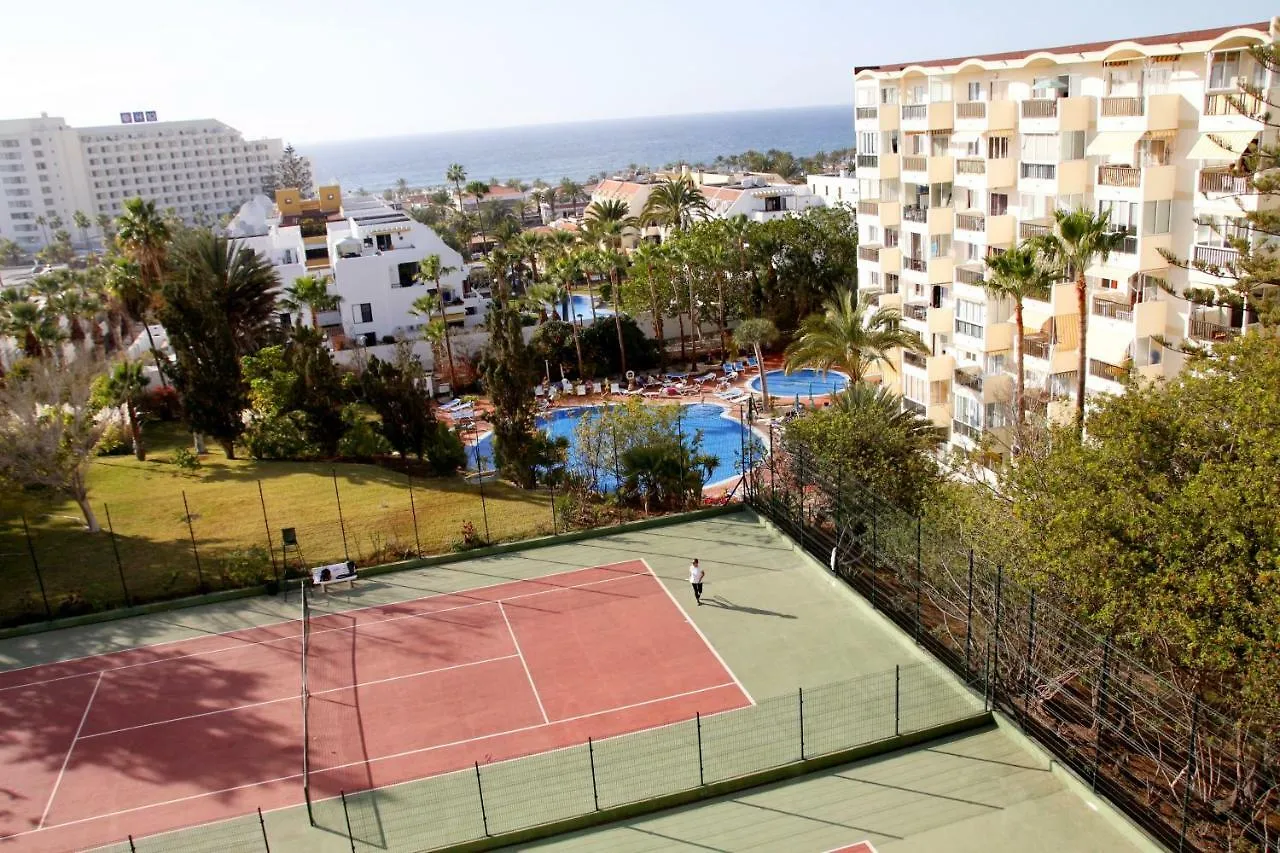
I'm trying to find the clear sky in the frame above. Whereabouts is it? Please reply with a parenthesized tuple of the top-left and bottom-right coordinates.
(3, 0, 1275, 144)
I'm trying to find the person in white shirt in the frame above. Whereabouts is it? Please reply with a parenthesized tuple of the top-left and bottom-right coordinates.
(689, 558, 705, 606)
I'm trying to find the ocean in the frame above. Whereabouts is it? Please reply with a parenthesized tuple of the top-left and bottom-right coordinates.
(305, 105, 853, 192)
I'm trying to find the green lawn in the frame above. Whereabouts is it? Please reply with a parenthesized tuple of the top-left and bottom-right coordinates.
(0, 423, 557, 627)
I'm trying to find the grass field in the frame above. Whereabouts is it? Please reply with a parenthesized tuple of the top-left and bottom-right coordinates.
(0, 423, 558, 626)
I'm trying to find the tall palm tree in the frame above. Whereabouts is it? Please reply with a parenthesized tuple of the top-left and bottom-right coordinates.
(167, 230, 282, 356)
(984, 244, 1061, 427)
(395, 177, 409, 198)
(559, 178, 585, 218)
(734, 317, 778, 402)
(1027, 207, 1128, 437)
(465, 180, 490, 255)
(630, 242, 672, 368)
(95, 212, 114, 247)
(35, 215, 49, 248)
(414, 254, 459, 389)
(784, 288, 926, 384)
(281, 273, 340, 330)
(115, 197, 172, 383)
(590, 246, 631, 375)
(548, 253, 587, 378)
(105, 360, 150, 460)
(522, 282, 560, 323)
(6, 300, 49, 358)
(446, 163, 467, 212)
(639, 175, 710, 235)
(73, 211, 92, 253)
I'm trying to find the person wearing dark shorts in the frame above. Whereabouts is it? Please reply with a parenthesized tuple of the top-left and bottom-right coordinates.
(689, 558, 705, 605)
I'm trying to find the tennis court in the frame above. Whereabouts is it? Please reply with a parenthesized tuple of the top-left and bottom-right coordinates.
(0, 559, 751, 853)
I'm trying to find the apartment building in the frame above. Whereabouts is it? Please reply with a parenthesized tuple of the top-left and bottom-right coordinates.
(0, 113, 281, 254)
(852, 19, 1278, 461)
(235, 187, 483, 348)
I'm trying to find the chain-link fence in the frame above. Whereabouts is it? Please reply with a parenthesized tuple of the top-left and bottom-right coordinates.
(748, 435, 1280, 853)
(0, 465, 747, 630)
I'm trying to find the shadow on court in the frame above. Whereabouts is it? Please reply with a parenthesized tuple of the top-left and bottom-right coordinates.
(700, 595, 796, 619)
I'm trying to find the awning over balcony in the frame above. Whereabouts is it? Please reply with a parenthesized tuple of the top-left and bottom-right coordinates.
(1085, 263, 1134, 283)
(1085, 130, 1143, 157)
(1088, 332, 1133, 366)
(1019, 304, 1055, 334)
(951, 131, 981, 144)
(1186, 130, 1258, 161)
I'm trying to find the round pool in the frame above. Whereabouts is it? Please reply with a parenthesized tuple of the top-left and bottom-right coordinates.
(467, 403, 762, 490)
(748, 368, 849, 399)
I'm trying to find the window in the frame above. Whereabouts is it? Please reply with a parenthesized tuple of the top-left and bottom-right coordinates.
(929, 79, 951, 102)
(1142, 200, 1172, 235)
(1020, 133, 1060, 163)
(989, 193, 1009, 216)
(903, 374, 927, 403)
(1195, 217, 1248, 247)
(967, 81, 984, 102)
(864, 225, 879, 243)
(1061, 131, 1086, 160)
(880, 87, 899, 105)
(352, 303, 373, 324)
(955, 299, 985, 338)
(856, 86, 877, 107)
(1032, 75, 1070, 98)
(990, 81, 1010, 101)
(954, 394, 981, 427)
(1209, 51, 1240, 90)
(858, 131, 878, 155)
(1098, 200, 1137, 233)
(987, 135, 1010, 159)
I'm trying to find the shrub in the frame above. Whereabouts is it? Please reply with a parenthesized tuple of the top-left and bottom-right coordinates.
(95, 421, 132, 456)
(339, 405, 392, 459)
(452, 519, 489, 551)
(425, 422, 467, 475)
(138, 385, 182, 421)
(243, 411, 313, 459)
(172, 447, 202, 472)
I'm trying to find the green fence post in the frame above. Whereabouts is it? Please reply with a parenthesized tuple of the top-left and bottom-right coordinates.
(1024, 590, 1036, 723)
(964, 549, 975, 675)
(992, 564, 1004, 706)
(798, 686, 806, 760)
(258, 806, 270, 852)
(895, 664, 901, 736)
(696, 711, 704, 785)
(340, 791, 356, 853)
(22, 514, 51, 620)
(1092, 640, 1112, 791)
(331, 470, 350, 562)
(407, 472, 423, 558)
(1177, 698, 1201, 852)
(103, 504, 130, 607)
(588, 737, 599, 811)
(257, 480, 278, 583)
(181, 490, 205, 593)
(475, 762, 490, 836)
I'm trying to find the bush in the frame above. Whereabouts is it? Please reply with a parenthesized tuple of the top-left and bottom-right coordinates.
(451, 519, 489, 552)
(243, 411, 313, 459)
(425, 422, 467, 474)
(138, 385, 182, 421)
(339, 405, 392, 459)
(95, 421, 132, 456)
(172, 447, 202, 472)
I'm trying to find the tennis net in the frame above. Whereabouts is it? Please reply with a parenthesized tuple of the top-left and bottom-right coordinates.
(300, 578, 313, 823)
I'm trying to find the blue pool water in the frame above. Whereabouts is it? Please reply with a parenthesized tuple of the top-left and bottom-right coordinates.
(749, 368, 848, 398)
(468, 403, 762, 490)
(551, 294, 613, 321)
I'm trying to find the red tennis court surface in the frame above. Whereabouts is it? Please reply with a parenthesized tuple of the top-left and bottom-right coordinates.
(0, 559, 750, 853)
(822, 843, 877, 853)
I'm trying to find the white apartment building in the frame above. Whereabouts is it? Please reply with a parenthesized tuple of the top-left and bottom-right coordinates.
(0, 114, 281, 254)
(807, 171, 860, 211)
(234, 187, 484, 348)
(852, 19, 1278, 462)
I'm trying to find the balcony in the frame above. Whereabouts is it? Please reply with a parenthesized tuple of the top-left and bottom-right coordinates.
(856, 154, 879, 169)
(953, 156, 1017, 189)
(1188, 315, 1242, 342)
(1091, 296, 1133, 322)
(902, 302, 929, 322)
(1098, 165, 1139, 188)
(926, 352, 956, 382)
(858, 152, 900, 180)
(954, 369, 983, 392)
(956, 102, 985, 120)
(1019, 219, 1052, 240)
(902, 205, 953, 234)
(955, 263, 985, 285)
(1023, 336, 1052, 360)
(1198, 168, 1251, 195)
(858, 200, 879, 217)
(856, 106, 878, 121)
(955, 211, 1014, 245)
(859, 243, 901, 273)
(859, 245, 882, 263)
(305, 256, 332, 270)
(1019, 95, 1093, 131)
(1201, 91, 1266, 132)
(901, 101, 953, 132)
(902, 398, 927, 416)
(1018, 159, 1089, 195)
(954, 99, 1017, 133)
(1192, 245, 1238, 269)
(859, 103, 899, 130)
(901, 154, 953, 183)
(927, 304, 953, 335)
(1097, 93, 1181, 133)
(952, 419, 983, 441)
(1088, 359, 1130, 384)
(1095, 163, 1176, 200)
(1021, 99, 1058, 119)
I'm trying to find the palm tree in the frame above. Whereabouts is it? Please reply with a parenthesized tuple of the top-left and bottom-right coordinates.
(1027, 207, 1128, 437)
(522, 282, 560, 323)
(734, 317, 778, 403)
(6, 300, 48, 358)
(465, 180, 491, 255)
(630, 242, 672, 368)
(167, 230, 282, 356)
(395, 177, 409, 198)
(47, 213, 64, 233)
(829, 383, 945, 449)
(548, 253, 587, 378)
(414, 254, 459, 389)
(281, 273, 340, 330)
(559, 178, 585, 218)
(115, 197, 172, 383)
(784, 288, 926, 384)
(984, 244, 1061, 427)
(446, 163, 467, 211)
(639, 175, 710, 235)
(590, 246, 631, 375)
(95, 212, 114, 247)
(105, 360, 150, 460)
(35, 215, 49, 247)
(70, 210, 91, 254)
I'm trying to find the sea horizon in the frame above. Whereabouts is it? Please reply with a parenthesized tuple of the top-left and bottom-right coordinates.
(304, 104, 854, 193)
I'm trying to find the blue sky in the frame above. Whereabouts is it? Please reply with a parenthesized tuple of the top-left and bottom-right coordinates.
(2, 0, 1274, 143)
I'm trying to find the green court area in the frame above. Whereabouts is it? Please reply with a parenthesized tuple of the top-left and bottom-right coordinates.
(0, 512, 1157, 852)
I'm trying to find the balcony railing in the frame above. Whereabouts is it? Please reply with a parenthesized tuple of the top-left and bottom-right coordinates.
(1188, 316, 1241, 341)
(952, 419, 983, 440)
(1089, 359, 1130, 383)
(903, 303, 929, 322)
(1199, 169, 1251, 195)
(902, 104, 928, 120)
(956, 265, 985, 285)
(1101, 96, 1144, 117)
(1098, 165, 1141, 188)
(1019, 221, 1051, 239)
(902, 349, 927, 367)
(856, 154, 879, 169)
(902, 398, 927, 416)
(858, 245, 881, 262)
(856, 106, 878, 120)
(857, 200, 879, 216)
(955, 320, 984, 338)
(957, 102, 987, 119)
(904, 257, 927, 273)
(1193, 245, 1239, 268)
(956, 213, 985, 232)
(903, 205, 927, 223)
(1092, 299, 1133, 322)
(956, 158, 986, 175)
(1111, 232, 1139, 254)
(1020, 163, 1056, 180)
(1021, 99, 1059, 119)
(903, 155, 927, 172)
(1023, 337, 1052, 359)
(885, 273, 900, 294)
(954, 370, 983, 392)
(1204, 91, 1265, 118)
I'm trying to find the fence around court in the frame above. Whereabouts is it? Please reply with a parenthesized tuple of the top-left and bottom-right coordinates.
(746, 432, 1280, 853)
(96, 659, 985, 853)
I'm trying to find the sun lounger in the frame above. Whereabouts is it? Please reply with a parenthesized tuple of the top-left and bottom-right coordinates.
(746, 356, 759, 368)
(533, 386, 545, 397)
(694, 372, 716, 384)
(720, 390, 750, 404)
(439, 398, 467, 412)
(576, 384, 587, 396)
(591, 381, 603, 394)
(609, 382, 622, 394)
(641, 389, 662, 398)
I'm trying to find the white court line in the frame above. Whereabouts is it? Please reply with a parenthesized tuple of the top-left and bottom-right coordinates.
(38, 672, 102, 830)
(498, 602, 549, 724)
(19, 680, 739, 838)
(80, 654, 521, 740)
(639, 558, 756, 705)
(0, 568, 647, 694)
(0, 560, 648, 685)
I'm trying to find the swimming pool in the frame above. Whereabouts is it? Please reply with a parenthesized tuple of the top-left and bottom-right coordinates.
(748, 368, 849, 399)
(467, 403, 762, 490)
(551, 294, 613, 321)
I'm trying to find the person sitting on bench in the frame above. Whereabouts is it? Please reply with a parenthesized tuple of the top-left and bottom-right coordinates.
(311, 560, 357, 592)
